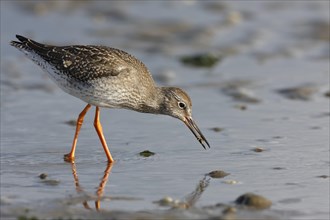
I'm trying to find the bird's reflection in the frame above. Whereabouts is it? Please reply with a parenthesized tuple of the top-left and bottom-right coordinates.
(69, 162, 211, 211)
(70, 162, 113, 211)
(184, 176, 210, 208)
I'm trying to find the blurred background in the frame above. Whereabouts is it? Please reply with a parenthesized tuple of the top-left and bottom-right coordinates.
(1, 1, 329, 91)
(1, 1, 329, 220)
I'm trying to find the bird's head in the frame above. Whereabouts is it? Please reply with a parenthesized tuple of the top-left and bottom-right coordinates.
(159, 87, 210, 149)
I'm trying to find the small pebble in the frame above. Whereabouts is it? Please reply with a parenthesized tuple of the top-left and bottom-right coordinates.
(39, 173, 47, 179)
(235, 193, 272, 209)
(310, 126, 321, 130)
(207, 170, 230, 178)
(209, 127, 224, 132)
(64, 119, 77, 126)
(234, 104, 247, 110)
(324, 91, 330, 98)
(285, 182, 299, 186)
(180, 53, 221, 68)
(316, 175, 329, 178)
(314, 112, 330, 118)
(252, 147, 264, 152)
(139, 150, 155, 157)
(154, 197, 189, 209)
(154, 196, 173, 206)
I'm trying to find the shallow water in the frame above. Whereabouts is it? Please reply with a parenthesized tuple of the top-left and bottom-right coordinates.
(1, 1, 329, 220)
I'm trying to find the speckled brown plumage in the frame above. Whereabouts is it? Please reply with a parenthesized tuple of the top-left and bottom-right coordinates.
(10, 35, 209, 162)
(11, 35, 150, 81)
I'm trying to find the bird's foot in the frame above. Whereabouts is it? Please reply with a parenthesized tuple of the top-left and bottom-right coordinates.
(64, 153, 75, 163)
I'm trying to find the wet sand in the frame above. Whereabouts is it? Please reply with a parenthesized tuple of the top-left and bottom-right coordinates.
(1, 1, 329, 220)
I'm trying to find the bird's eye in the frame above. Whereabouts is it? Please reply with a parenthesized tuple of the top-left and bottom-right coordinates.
(178, 102, 186, 109)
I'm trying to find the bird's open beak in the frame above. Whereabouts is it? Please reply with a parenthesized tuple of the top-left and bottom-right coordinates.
(183, 116, 210, 149)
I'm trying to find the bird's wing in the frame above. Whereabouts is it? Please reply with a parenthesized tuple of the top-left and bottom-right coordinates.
(11, 35, 146, 82)
(54, 45, 136, 81)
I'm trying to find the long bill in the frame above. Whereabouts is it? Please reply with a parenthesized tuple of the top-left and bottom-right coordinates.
(183, 116, 210, 150)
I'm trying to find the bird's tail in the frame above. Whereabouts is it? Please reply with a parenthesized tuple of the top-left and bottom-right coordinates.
(10, 35, 47, 53)
(10, 35, 32, 51)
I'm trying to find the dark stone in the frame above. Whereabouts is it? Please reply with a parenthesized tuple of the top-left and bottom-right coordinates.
(139, 150, 155, 157)
(207, 170, 230, 178)
(235, 193, 272, 209)
(39, 173, 47, 179)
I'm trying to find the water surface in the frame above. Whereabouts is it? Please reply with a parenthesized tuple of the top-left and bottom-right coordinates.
(1, 1, 329, 219)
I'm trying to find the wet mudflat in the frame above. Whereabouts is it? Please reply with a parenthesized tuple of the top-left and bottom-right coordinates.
(1, 1, 329, 220)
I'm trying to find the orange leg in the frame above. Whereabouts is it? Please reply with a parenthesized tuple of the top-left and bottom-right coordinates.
(94, 107, 114, 163)
(64, 104, 91, 162)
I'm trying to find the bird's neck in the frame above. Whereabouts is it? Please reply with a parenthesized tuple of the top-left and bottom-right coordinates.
(153, 87, 174, 115)
(135, 87, 170, 115)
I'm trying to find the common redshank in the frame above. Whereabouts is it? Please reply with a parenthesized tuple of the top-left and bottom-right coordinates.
(10, 35, 210, 163)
